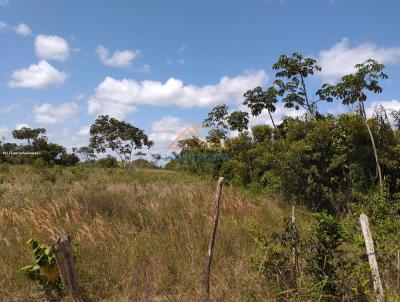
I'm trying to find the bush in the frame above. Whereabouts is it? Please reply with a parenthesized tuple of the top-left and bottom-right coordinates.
(220, 159, 250, 185)
(96, 155, 119, 168)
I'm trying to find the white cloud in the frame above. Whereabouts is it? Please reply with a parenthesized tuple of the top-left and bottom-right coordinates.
(0, 20, 7, 29)
(318, 38, 400, 82)
(88, 70, 268, 119)
(0, 126, 9, 137)
(141, 64, 151, 73)
(96, 45, 139, 68)
(33, 102, 79, 124)
(148, 115, 192, 153)
(15, 123, 29, 130)
(15, 23, 31, 36)
(77, 125, 90, 136)
(239, 103, 305, 129)
(9, 60, 66, 89)
(75, 93, 86, 101)
(0, 103, 20, 114)
(35, 34, 70, 61)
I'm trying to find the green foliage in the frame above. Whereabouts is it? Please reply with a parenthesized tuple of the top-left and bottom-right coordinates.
(12, 127, 46, 145)
(202, 104, 229, 144)
(243, 86, 278, 127)
(227, 111, 249, 132)
(73, 146, 96, 162)
(318, 59, 387, 108)
(89, 115, 153, 166)
(220, 159, 249, 185)
(273, 52, 323, 117)
(305, 212, 344, 296)
(96, 155, 119, 168)
(20, 239, 62, 298)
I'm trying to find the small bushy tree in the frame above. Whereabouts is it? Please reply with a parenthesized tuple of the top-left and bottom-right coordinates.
(89, 115, 153, 167)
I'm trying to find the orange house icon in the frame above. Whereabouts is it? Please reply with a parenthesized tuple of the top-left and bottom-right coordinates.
(167, 125, 208, 151)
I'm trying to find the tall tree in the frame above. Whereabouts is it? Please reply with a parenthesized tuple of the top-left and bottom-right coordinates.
(12, 127, 46, 146)
(203, 105, 229, 145)
(72, 146, 96, 162)
(227, 111, 249, 133)
(243, 86, 278, 128)
(89, 115, 153, 167)
(273, 53, 322, 118)
(317, 59, 388, 190)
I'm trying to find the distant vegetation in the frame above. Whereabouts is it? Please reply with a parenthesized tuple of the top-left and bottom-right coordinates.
(1, 53, 400, 301)
(0, 114, 156, 168)
(169, 53, 400, 213)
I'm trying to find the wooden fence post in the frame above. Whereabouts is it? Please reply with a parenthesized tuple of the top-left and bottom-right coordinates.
(291, 206, 298, 282)
(359, 214, 384, 302)
(203, 177, 224, 300)
(54, 235, 83, 302)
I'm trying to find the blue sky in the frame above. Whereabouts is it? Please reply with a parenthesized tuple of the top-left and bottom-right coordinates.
(1, 0, 400, 154)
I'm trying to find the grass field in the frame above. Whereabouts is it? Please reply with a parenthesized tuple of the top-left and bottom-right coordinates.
(0, 164, 310, 301)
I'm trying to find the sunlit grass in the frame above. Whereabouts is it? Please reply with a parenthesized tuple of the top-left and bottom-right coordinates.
(0, 164, 300, 301)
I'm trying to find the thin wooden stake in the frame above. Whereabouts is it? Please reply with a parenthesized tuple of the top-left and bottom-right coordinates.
(359, 214, 384, 302)
(291, 206, 298, 279)
(397, 250, 400, 292)
(54, 235, 83, 302)
(203, 177, 224, 300)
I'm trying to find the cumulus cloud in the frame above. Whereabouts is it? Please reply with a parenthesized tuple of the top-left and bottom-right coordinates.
(88, 70, 268, 119)
(34, 102, 79, 124)
(15, 23, 31, 36)
(96, 45, 139, 68)
(148, 115, 195, 153)
(9, 60, 66, 89)
(318, 38, 400, 82)
(15, 123, 29, 130)
(35, 34, 70, 61)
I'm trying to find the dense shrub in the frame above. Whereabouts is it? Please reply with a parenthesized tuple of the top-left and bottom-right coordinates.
(169, 113, 400, 212)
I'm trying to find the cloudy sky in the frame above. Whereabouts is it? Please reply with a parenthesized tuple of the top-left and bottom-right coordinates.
(1, 0, 400, 155)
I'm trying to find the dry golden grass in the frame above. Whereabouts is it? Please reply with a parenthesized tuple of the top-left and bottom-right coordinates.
(0, 164, 305, 301)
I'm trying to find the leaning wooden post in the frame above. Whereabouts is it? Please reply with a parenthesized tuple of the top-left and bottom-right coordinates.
(54, 235, 83, 302)
(203, 177, 224, 300)
(359, 214, 384, 302)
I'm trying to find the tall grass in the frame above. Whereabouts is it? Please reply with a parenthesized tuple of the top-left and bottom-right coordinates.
(0, 164, 297, 301)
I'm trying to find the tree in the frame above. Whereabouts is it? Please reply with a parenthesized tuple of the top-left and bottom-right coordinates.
(273, 53, 322, 118)
(151, 153, 162, 166)
(243, 86, 278, 128)
(203, 105, 229, 145)
(227, 111, 249, 133)
(72, 146, 96, 162)
(89, 115, 153, 167)
(317, 59, 388, 190)
(12, 127, 46, 146)
(134, 151, 146, 159)
(390, 109, 400, 130)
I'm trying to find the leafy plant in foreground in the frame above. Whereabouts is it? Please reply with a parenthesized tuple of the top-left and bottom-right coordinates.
(20, 239, 63, 299)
